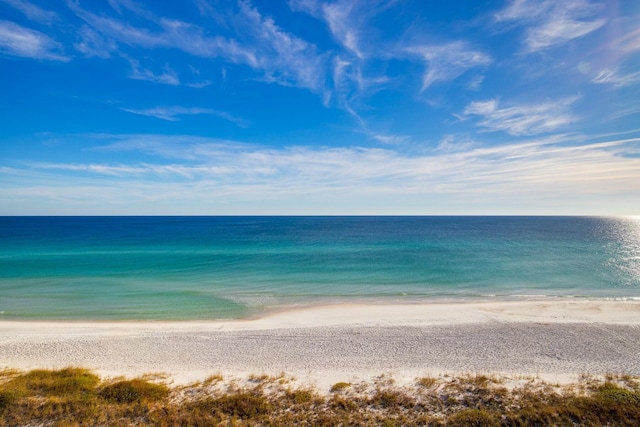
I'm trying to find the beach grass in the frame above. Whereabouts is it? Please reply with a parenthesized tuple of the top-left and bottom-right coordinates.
(1, 368, 640, 426)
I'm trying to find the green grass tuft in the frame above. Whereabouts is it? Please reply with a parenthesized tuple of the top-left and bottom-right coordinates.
(449, 408, 499, 427)
(195, 392, 271, 419)
(330, 381, 351, 392)
(286, 388, 315, 404)
(4, 368, 99, 398)
(98, 379, 168, 403)
(416, 376, 438, 389)
(596, 382, 640, 405)
(0, 389, 18, 412)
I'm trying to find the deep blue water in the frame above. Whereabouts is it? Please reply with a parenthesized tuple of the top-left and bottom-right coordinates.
(1, 216, 639, 319)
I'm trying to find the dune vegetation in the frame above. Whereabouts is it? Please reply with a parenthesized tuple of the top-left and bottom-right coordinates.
(1, 368, 639, 426)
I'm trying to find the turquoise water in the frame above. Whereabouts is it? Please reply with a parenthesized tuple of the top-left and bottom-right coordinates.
(1, 216, 639, 320)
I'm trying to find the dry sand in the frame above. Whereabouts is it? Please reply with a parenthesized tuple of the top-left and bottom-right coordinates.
(1, 300, 639, 391)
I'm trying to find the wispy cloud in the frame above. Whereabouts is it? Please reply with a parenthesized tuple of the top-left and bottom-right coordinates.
(69, 0, 327, 92)
(68, 2, 258, 61)
(341, 101, 410, 144)
(128, 60, 180, 85)
(614, 26, 640, 56)
(319, 0, 363, 58)
(234, 0, 327, 91)
(4, 133, 639, 214)
(288, 1, 403, 140)
(73, 25, 116, 58)
(592, 68, 640, 88)
(525, 17, 605, 52)
(0, 20, 69, 61)
(0, 0, 58, 24)
(192, 0, 217, 18)
(494, 0, 606, 52)
(289, 0, 362, 56)
(494, 0, 551, 23)
(122, 106, 213, 121)
(91, 134, 255, 161)
(289, 0, 395, 60)
(185, 80, 212, 88)
(289, 0, 400, 116)
(461, 97, 579, 136)
(106, 0, 155, 19)
(437, 134, 479, 153)
(467, 75, 484, 91)
(25, 161, 236, 179)
(122, 106, 249, 126)
(406, 42, 491, 91)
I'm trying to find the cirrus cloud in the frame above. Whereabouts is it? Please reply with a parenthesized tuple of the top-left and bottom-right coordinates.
(0, 20, 68, 60)
(461, 97, 579, 136)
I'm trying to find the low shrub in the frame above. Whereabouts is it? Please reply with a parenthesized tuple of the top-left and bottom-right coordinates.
(195, 392, 271, 419)
(286, 388, 315, 404)
(11, 368, 99, 397)
(0, 390, 17, 412)
(596, 382, 640, 405)
(449, 408, 499, 427)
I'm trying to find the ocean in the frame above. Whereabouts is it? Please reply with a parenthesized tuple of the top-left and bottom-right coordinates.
(1, 216, 639, 320)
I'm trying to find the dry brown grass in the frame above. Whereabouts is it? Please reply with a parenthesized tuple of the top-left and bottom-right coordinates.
(1, 368, 640, 426)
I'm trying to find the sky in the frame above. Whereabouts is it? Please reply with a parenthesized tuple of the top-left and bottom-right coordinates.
(0, 0, 639, 215)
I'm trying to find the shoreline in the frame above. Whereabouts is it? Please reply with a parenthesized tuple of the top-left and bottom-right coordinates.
(1, 300, 639, 390)
(2, 298, 640, 326)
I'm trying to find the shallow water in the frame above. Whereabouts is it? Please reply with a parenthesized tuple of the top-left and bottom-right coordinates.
(1, 216, 639, 319)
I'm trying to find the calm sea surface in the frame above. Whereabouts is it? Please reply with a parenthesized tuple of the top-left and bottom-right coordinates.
(1, 216, 639, 320)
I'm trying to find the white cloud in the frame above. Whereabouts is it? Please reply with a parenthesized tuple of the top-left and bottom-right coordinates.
(494, 0, 606, 52)
(462, 97, 579, 136)
(73, 25, 116, 58)
(289, 0, 395, 60)
(107, 0, 154, 19)
(122, 106, 214, 121)
(616, 26, 640, 55)
(192, 0, 217, 18)
(0, 20, 68, 61)
(69, 1, 326, 92)
(494, 0, 552, 22)
(437, 134, 478, 153)
(406, 42, 491, 91)
(25, 161, 234, 179)
(128, 60, 180, 85)
(122, 106, 248, 126)
(289, 0, 362, 56)
(592, 68, 640, 88)
(69, 2, 258, 61)
(576, 18, 639, 62)
(321, 0, 362, 58)
(4, 134, 639, 214)
(235, 0, 327, 91)
(525, 17, 605, 52)
(0, 0, 58, 24)
(290, 1, 416, 141)
(341, 102, 409, 144)
(288, 0, 320, 14)
(91, 134, 254, 160)
(467, 75, 484, 91)
(185, 80, 212, 88)
(368, 133, 410, 145)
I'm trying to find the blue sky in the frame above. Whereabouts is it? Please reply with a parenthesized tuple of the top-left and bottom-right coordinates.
(1, 0, 639, 215)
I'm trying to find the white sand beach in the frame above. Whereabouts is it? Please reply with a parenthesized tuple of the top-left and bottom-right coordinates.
(1, 300, 639, 390)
